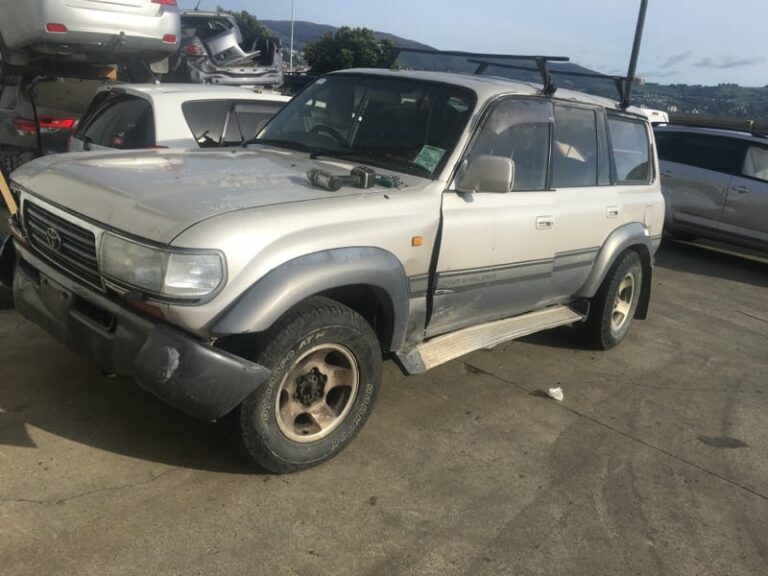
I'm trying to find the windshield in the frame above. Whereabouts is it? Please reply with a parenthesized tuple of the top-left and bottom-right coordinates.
(257, 75, 476, 178)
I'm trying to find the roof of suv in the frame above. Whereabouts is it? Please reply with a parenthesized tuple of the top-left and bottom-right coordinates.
(332, 68, 638, 115)
(98, 84, 291, 104)
(654, 124, 768, 144)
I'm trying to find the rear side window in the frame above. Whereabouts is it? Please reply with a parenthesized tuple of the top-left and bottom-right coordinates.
(223, 101, 284, 145)
(608, 116, 651, 184)
(552, 104, 598, 188)
(79, 95, 154, 149)
(182, 100, 230, 147)
(655, 131, 746, 175)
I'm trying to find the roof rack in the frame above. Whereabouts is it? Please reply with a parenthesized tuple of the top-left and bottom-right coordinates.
(387, 48, 570, 97)
(667, 113, 768, 137)
(467, 58, 629, 103)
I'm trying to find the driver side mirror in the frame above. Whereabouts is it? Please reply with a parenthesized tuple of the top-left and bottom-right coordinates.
(456, 155, 516, 194)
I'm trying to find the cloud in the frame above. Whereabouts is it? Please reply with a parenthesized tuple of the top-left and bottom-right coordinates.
(640, 70, 680, 79)
(695, 56, 766, 69)
(660, 50, 692, 69)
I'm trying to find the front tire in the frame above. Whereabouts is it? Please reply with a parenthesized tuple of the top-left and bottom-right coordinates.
(232, 297, 382, 473)
(580, 250, 643, 350)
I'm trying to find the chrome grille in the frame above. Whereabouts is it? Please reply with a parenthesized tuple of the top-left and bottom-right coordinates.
(24, 202, 102, 287)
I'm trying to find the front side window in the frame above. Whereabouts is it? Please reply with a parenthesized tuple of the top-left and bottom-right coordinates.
(552, 104, 598, 188)
(608, 116, 651, 184)
(466, 98, 552, 191)
(742, 145, 768, 182)
(80, 95, 154, 149)
(259, 75, 475, 178)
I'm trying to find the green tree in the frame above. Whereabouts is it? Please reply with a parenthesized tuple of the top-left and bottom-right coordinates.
(304, 27, 393, 74)
(215, 6, 268, 37)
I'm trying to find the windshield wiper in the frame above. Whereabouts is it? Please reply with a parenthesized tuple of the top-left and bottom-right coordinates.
(243, 138, 316, 153)
(310, 149, 434, 178)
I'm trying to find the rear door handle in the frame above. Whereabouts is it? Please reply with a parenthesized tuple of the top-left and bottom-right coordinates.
(536, 216, 554, 230)
(733, 185, 750, 194)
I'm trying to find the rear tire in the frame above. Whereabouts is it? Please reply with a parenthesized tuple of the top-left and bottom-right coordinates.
(231, 297, 382, 473)
(580, 250, 643, 350)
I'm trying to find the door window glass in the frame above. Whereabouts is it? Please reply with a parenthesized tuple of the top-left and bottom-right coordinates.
(467, 99, 552, 191)
(81, 95, 154, 149)
(654, 131, 745, 175)
(223, 101, 285, 145)
(182, 100, 230, 147)
(552, 104, 598, 187)
(742, 145, 768, 181)
(608, 116, 651, 184)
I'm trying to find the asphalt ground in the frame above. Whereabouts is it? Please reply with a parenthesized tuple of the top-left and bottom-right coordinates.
(1, 237, 767, 576)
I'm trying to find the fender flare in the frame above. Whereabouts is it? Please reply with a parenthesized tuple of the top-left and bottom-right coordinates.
(212, 247, 410, 350)
(577, 223, 653, 302)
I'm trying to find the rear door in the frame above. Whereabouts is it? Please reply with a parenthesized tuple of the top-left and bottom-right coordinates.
(654, 130, 745, 232)
(549, 102, 617, 297)
(720, 143, 768, 246)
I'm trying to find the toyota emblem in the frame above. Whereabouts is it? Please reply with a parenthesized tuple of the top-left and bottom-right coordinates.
(45, 227, 62, 251)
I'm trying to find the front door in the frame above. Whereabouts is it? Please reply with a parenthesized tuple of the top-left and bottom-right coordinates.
(720, 143, 768, 246)
(427, 97, 558, 337)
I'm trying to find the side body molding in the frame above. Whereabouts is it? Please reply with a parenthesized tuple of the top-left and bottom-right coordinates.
(577, 222, 653, 301)
(212, 247, 411, 350)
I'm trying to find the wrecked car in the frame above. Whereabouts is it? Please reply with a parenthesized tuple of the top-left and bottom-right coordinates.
(0, 0, 180, 67)
(168, 11, 283, 87)
(1, 66, 664, 473)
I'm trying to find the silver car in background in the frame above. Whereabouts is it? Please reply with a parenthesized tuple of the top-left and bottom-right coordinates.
(0, 0, 180, 66)
(655, 125, 768, 251)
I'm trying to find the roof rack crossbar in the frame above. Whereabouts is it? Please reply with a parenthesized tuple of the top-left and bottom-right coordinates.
(386, 47, 569, 69)
(468, 58, 629, 101)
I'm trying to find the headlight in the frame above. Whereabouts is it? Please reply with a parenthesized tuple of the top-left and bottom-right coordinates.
(100, 233, 224, 299)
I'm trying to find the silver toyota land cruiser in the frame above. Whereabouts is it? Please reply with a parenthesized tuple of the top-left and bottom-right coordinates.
(0, 66, 664, 472)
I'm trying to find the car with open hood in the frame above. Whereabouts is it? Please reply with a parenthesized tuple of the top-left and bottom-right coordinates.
(0, 65, 664, 473)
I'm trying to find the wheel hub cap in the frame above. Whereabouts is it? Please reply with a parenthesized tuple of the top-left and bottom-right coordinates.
(275, 344, 360, 443)
(294, 367, 327, 406)
(611, 274, 635, 332)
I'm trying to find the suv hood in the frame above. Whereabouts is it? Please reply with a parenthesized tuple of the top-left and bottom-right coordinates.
(13, 148, 400, 243)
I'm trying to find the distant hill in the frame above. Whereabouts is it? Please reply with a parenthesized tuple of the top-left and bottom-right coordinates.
(261, 19, 768, 118)
(261, 20, 434, 52)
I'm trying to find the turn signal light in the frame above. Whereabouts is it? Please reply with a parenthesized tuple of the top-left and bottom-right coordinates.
(45, 23, 68, 33)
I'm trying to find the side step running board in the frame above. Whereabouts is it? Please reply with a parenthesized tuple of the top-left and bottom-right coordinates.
(396, 305, 585, 375)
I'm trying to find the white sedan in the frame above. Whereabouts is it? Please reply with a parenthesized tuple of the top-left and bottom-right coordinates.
(69, 84, 291, 151)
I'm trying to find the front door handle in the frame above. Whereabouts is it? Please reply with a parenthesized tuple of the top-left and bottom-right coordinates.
(536, 216, 554, 230)
(661, 170, 674, 177)
(733, 185, 750, 194)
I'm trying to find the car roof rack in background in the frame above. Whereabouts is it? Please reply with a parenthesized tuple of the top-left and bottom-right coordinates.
(667, 113, 768, 138)
(387, 47, 570, 97)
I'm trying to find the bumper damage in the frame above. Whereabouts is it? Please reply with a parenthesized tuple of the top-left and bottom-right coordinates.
(8, 241, 269, 421)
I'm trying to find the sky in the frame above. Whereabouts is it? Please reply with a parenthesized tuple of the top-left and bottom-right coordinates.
(181, 0, 768, 86)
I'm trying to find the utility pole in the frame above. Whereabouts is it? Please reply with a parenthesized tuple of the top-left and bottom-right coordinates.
(623, 0, 649, 108)
(289, 0, 295, 72)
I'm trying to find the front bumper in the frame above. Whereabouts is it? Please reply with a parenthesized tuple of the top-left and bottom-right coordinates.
(5, 238, 269, 421)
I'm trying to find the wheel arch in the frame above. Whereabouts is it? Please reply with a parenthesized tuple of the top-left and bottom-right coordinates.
(212, 247, 410, 352)
(578, 223, 654, 319)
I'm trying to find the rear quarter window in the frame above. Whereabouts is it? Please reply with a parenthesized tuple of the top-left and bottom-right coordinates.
(78, 95, 155, 149)
(608, 116, 651, 184)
